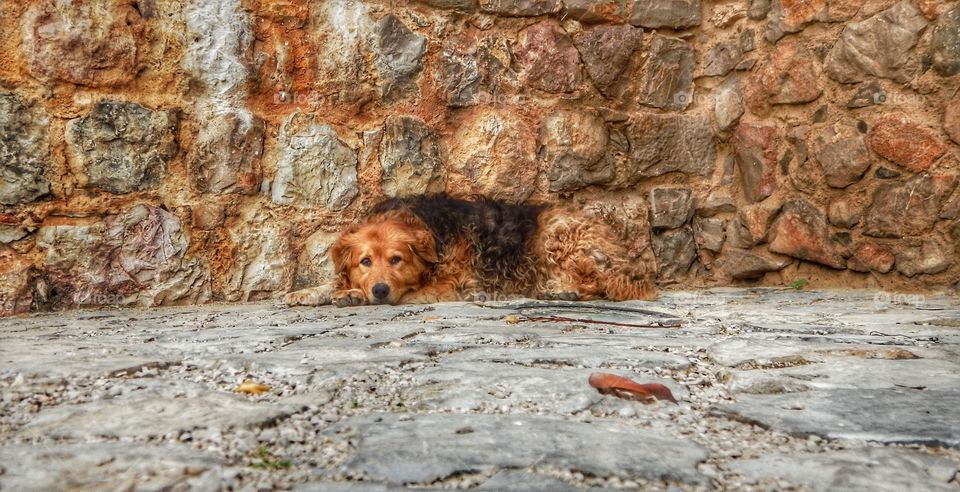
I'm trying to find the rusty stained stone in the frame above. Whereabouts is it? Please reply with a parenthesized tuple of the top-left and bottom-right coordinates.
(867, 115, 947, 173)
(67, 101, 179, 195)
(573, 24, 644, 99)
(539, 110, 614, 192)
(732, 123, 778, 204)
(744, 40, 822, 113)
(737, 202, 782, 246)
(863, 173, 958, 238)
(372, 15, 428, 98)
(21, 0, 143, 86)
(848, 240, 895, 273)
(768, 199, 846, 269)
(447, 109, 538, 202)
(513, 20, 582, 94)
(0, 249, 33, 316)
(827, 197, 861, 229)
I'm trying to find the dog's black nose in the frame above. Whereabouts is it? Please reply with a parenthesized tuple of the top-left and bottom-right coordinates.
(372, 283, 390, 301)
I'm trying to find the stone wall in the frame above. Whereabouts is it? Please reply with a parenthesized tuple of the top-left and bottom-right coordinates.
(1, 0, 959, 315)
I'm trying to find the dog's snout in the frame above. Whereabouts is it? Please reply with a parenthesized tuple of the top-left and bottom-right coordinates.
(372, 283, 390, 301)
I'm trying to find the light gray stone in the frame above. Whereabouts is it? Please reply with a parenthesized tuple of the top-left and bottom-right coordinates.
(629, 0, 702, 29)
(272, 113, 358, 211)
(0, 93, 50, 205)
(826, 1, 928, 83)
(373, 15, 427, 98)
(715, 76, 744, 131)
(380, 115, 444, 197)
(649, 188, 694, 230)
(653, 226, 697, 281)
(189, 112, 264, 194)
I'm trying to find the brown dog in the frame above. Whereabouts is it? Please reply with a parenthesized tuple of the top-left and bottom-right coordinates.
(284, 194, 655, 306)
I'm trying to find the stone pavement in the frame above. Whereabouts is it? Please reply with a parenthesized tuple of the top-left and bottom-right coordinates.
(0, 289, 958, 491)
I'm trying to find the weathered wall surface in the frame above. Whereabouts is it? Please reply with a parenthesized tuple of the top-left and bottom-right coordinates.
(1, 0, 959, 315)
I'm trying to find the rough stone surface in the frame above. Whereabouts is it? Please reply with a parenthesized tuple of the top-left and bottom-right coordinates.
(68, 101, 178, 194)
(868, 115, 947, 173)
(0, 94, 50, 205)
(652, 226, 697, 281)
(563, 0, 627, 24)
(573, 25, 643, 98)
(692, 216, 725, 253)
(3, 292, 960, 490)
(849, 240, 895, 273)
(744, 40, 822, 112)
(719, 249, 791, 280)
(697, 191, 737, 217)
(769, 199, 845, 269)
(813, 123, 871, 188)
(649, 188, 694, 230)
(944, 94, 960, 145)
(0, 250, 32, 316)
(373, 15, 428, 98)
(379, 115, 444, 197)
(826, 2, 928, 83)
(641, 36, 696, 111)
(539, 110, 613, 192)
(189, 113, 264, 194)
(827, 197, 861, 229)
(448, 110, 537, 202)
(272, 113, 358, 211)
(437, 37, 516, 108)
(765, 0, 865, 41)
(514, 20, 581, 94)
(479, 0, 561, 16)
(628, 113, 716, 179)
(715, 76, 744, 131)
(732, 123, 778, 203)
(224, 209, 292, 302)
(929, 6, 960, 77)
(896, 238, 953, 277)
(20, 0, 143, 86)
(629, 0, 702, 29)
(863, 173, 958, 238)
(702, 41, 741, 78)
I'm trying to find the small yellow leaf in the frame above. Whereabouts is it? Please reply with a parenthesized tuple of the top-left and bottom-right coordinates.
(235, 379, 271, 395)
(504, 314, 520, 324)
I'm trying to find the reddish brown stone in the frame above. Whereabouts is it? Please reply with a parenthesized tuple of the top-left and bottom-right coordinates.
(769, 199, 846, 269)
(21, 0, 143, 86)
(738, 202, 781, 245)
(732, 123, 778, 203)
(0, 249, 33, 316)
(514, 20, 582, 93)
(745, 40, 822, 113)
(868, 115, 947, 173)
(848, 241, 895, 273)
(766, 0, 864, 40)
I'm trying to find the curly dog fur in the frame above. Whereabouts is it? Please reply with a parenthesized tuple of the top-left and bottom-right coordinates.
(285, 194, 656, 306)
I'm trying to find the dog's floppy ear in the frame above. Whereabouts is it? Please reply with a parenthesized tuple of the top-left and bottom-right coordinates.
(330, 225, 359, 286)
(409, 228, 438, 264)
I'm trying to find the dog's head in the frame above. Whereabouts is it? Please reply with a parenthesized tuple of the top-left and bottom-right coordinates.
(330, 212, 438, 305)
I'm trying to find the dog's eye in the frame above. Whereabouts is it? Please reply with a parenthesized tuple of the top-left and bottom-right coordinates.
(360, 258, 372, 267)
(390, 255, 402, 265)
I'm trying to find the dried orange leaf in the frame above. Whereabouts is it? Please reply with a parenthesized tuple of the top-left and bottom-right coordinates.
(588, 372, 677, 404)
(504, 314, 520, 324)
(235, 379, 271, 395)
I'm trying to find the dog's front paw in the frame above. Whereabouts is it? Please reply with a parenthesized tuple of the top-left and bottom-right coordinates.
(283, 286, 335, 306)
(332, 289, 366, 307)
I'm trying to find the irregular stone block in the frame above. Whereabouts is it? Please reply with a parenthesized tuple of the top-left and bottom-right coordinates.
(720, 249, 792, 280)
(696, 191, 736, 217)
(864, 173, 958, 238)
(826, 2, 927, 84)
(641, 36, 696, 111)
(479, 0, 561, 16)
(701, 41, 741, 77)
(295, 229, 338, 289)
(848, 240, 894, 273)
(737, 202, 781, 245)
(380, 115, 444, 197)
(373, 15, 427, 98)
(514, 20, 581, 93)
(812, 124, 871, 188)
(272, 113, 358, 211)
(732, 123, 778, 203)
(0, 93, 50, 205)
(845, 82, 884, 109)
(573, 25, 643, 98)
(189, 113, 264, 194)
(943, 94, 960, 145)
(765, 0, 864, 41)
(437, 37, 516, 108)
(447, 109, 537, 202)
(827, 197, 861, 228)
(653, 226, 697, 281)
(769, 199, 845, 269)
(627, 113, 716, 179)
(693, 216, 725, 253)
(224, 209, 292, 302)
(68, 101, 178, 194)
(929, 6, 960, 76)
(629, 0, 702, 29)
(539, 110, 613, 192)
(748, 0, 772, 20)
(21, 0, 142, 86)
(649, 188, 694, 230)
(868, 115, 947, 173)
(182, 0, 254, 108)
(896, 238, 952, 277)
(563, 0, 627, 23)
(714, 76, 744, 131)
(744, 40, 821, 112)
